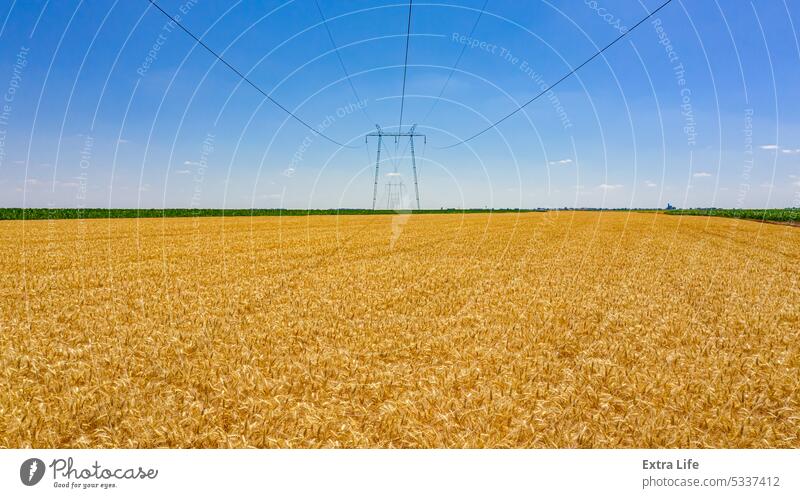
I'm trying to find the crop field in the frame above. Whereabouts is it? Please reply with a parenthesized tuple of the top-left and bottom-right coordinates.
(665, 208, 800, 224)
(1, 212, 799, 448)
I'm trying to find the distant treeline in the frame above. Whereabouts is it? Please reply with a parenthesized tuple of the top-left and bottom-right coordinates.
(4, 207, 796, 222)
(664, 208, 799, 223)
(0, 208, 546, 220)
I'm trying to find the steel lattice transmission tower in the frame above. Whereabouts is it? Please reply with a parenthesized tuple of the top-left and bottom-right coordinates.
(366, 124, 426, 210)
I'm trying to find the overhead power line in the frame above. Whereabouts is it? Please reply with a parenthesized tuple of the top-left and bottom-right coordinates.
(145, 0, 355, 148)
(420, 0, 489, 125)
(397, 0, 414, 133)
(389, 0, 489, 166)
(440, 0, 675, 149)
(313, 0, 373, 124)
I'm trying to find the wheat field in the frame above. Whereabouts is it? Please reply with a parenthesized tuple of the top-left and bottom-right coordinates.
(1, 212, 798, 448)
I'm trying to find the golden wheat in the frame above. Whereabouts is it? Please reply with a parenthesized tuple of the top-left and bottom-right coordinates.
(1, 212, 798, 448)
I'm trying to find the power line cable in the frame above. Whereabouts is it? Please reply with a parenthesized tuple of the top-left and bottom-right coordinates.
(397, 0, 414, 133)
(420, 0, 489, 125)
(390, 0, 489, 170)
(389, 0, 488, 169)
(440, 0, 675, 149)
(313, 0, 373, 124)
(145, 0, 355, 148)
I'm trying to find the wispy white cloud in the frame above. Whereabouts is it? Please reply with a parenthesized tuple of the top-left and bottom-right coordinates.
(693, 172, 712, 178)
(118, 139, 131, 144)
(598, 183, 623, 191)
(282, 168, 295, 177)
(549, 158, 573, 166)
(644, 180, 657, 188)
(759, 144, 778, 150)
(174, 169, 191, 175)
(183, 160, 201, 166)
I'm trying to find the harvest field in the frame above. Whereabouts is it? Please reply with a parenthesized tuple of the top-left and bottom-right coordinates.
(1, 212, 799, 448)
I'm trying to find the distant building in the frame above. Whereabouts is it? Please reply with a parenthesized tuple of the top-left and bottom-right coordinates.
(665, 203, 677, 210)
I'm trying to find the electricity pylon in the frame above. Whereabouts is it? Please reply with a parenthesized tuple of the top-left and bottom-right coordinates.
(366, 124, 425, 210)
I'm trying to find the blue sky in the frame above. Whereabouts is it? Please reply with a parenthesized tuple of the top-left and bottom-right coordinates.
(1, 0, 799, 209)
